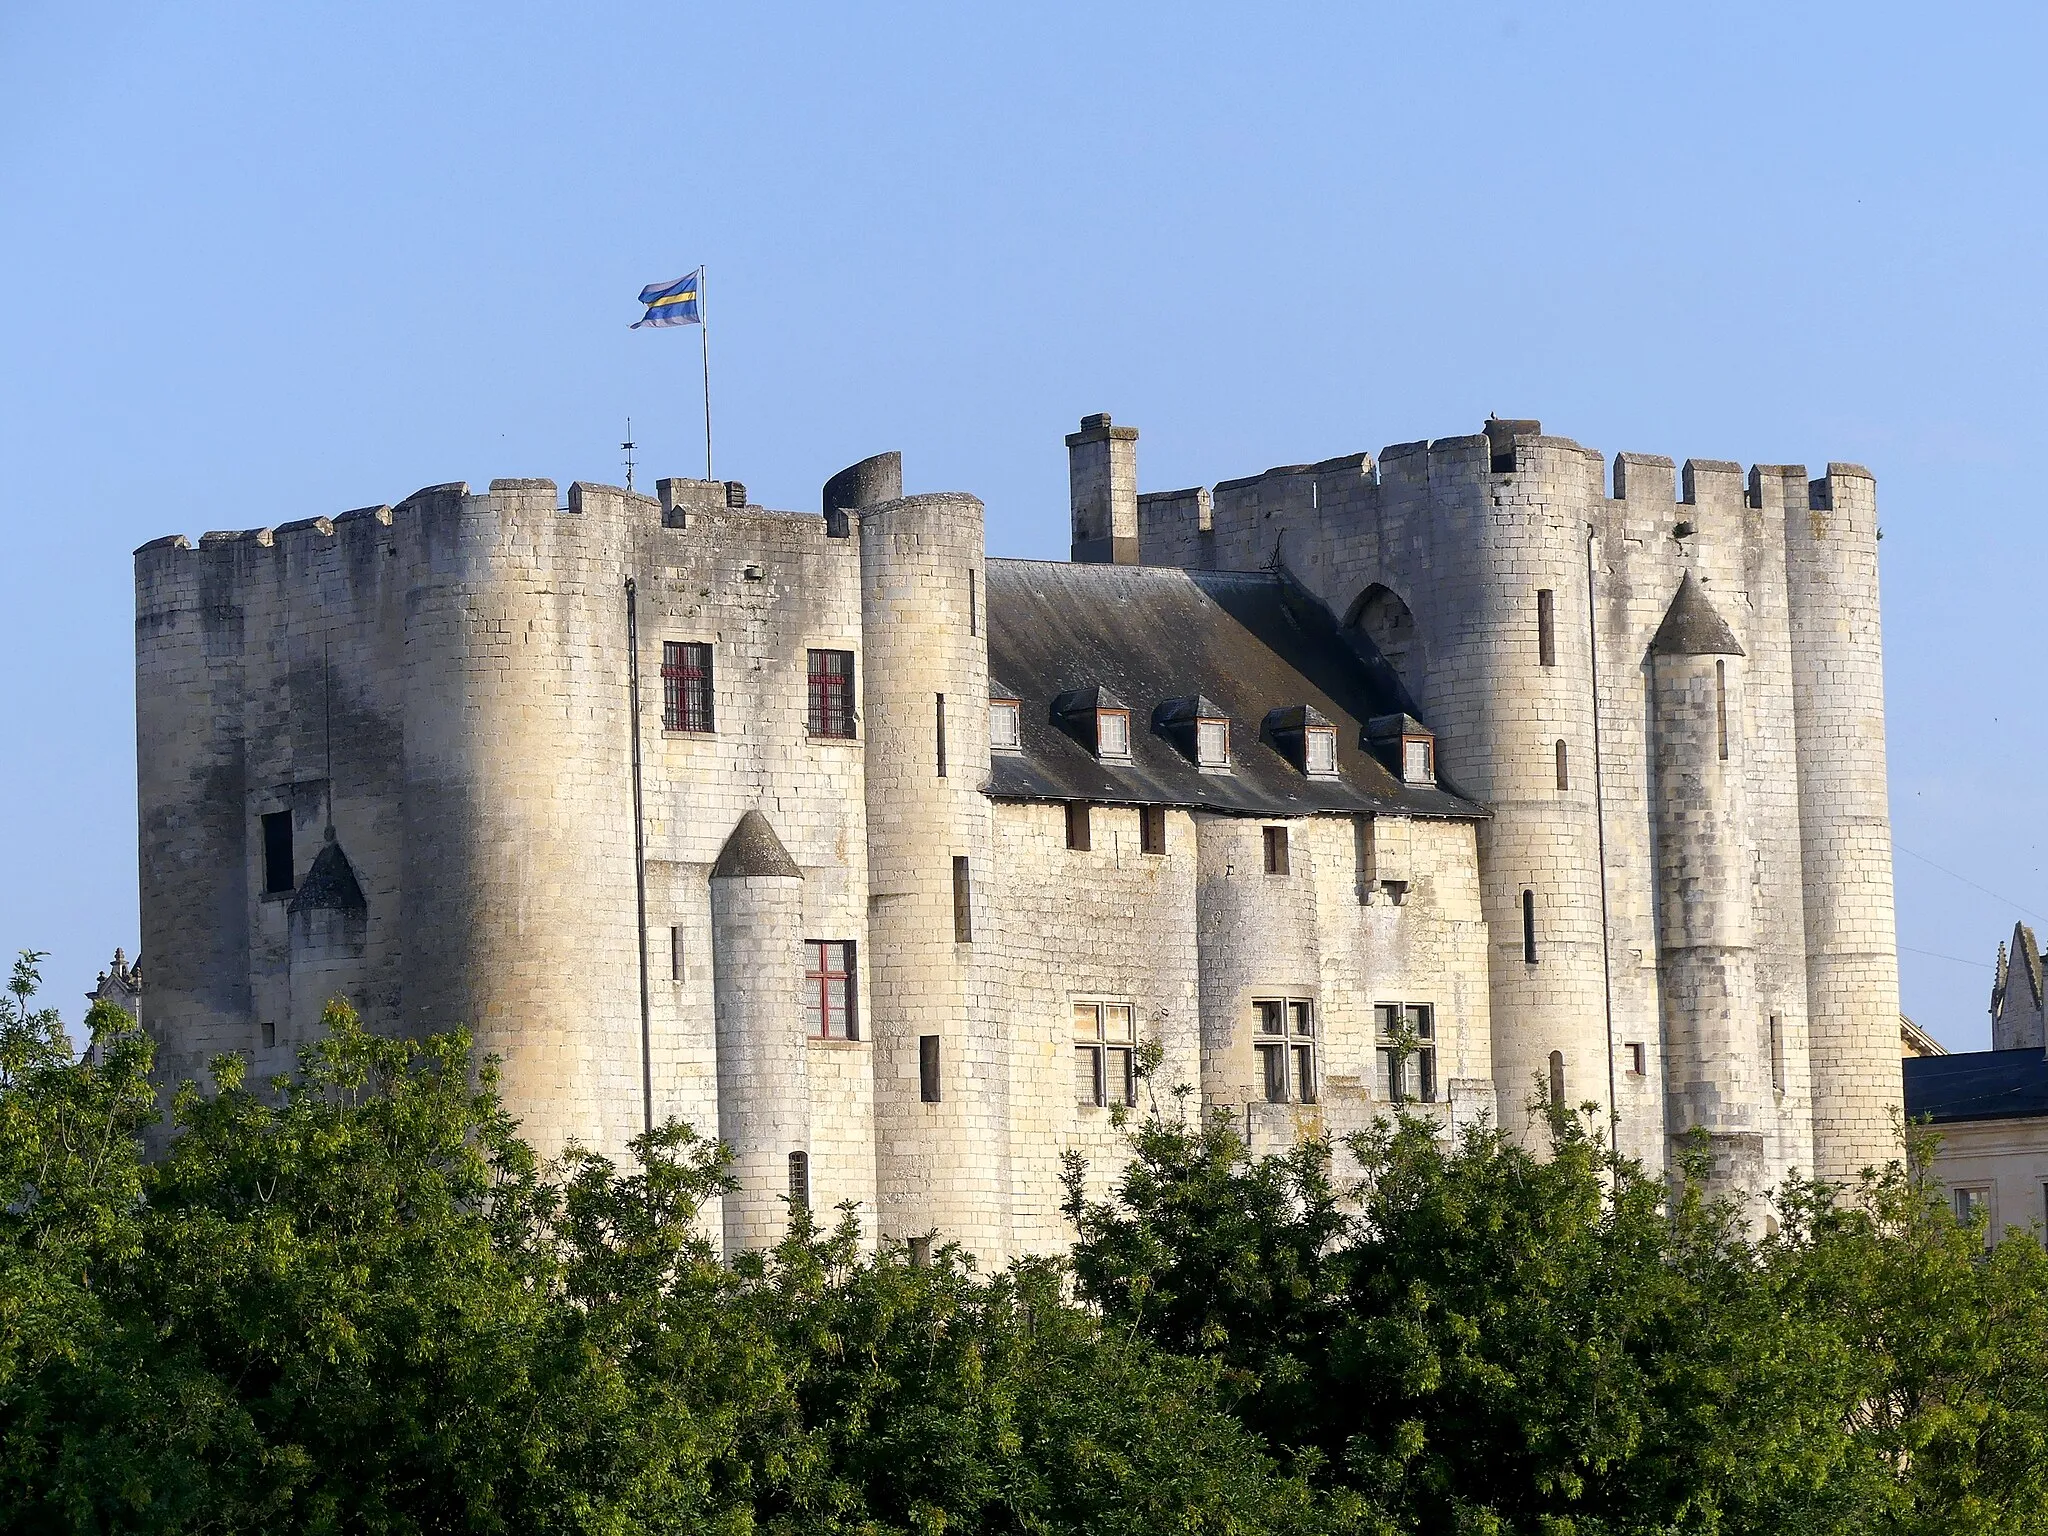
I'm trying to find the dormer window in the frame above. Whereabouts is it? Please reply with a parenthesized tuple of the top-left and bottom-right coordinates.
(1367, 713, 1437, 787)
(1155, 695, 1232, 773)
(989, 690, 1021, 753)
(1265, 705, 1340, 781)
(1052, 685, 1133, 763)
(1097, 708, 1131, 760)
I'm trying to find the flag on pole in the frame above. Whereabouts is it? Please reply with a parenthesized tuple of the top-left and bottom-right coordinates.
(631, 268, 702, 328)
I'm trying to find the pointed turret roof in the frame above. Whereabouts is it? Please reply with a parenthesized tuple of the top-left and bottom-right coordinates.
(287, 836, 367, 914)
(711, 809, 802, 879)
(1649, 572, 1745, 657)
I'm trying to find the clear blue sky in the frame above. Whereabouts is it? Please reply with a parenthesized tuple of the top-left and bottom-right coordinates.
(2, 2, 2040, 1048)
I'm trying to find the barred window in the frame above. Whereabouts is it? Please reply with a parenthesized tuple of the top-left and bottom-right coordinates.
(807, 649, 856, 738)
(662, 641, 714, 732)
(1074, 1001, 1137, 1108)
(805, 940, 858, 1039)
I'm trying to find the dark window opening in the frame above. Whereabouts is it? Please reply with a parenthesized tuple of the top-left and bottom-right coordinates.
(1555, 739, 1570, 791)
(807, 649, 856, 738)
(919, 1035, 942, 1102)
(1522, 889, 1537, 964)
(1769, 1014, 1785, 1095)
(805, 940, 858, 1039)
(1548, 1049, 1566, 1106)
(260, 1021, 276, 1050)
(935, 693, 947, 778)
(968, 568, 978, 636)
(1066, 801, 1092, 851)
(662, 640, 714, 732)
(1537, 588, 1556, 667)
(952, 856, 972, 944)
(1140, 805, 1166, 856)
(670, 925, 684, 982)
(1263, 826, 1290, 876)
(788, 1150, 810, 1209)
(1627, 1041, 1645, 1076)
(1715, 659, 1729, 761)
(262, 811, 294, 895)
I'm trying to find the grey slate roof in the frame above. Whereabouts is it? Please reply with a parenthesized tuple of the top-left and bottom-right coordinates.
(1649, 572, 1745, 657)
(1903, 1049, 2048, 1124)
(982, 560, 1482, 820)
(711, 810, 803, 879)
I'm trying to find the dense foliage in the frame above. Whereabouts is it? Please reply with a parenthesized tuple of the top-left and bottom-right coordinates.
(4, 948, 2048, 1534)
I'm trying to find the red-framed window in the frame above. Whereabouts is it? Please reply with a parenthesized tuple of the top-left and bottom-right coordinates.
(805, 940, 857, 1039)
(662, 641, 713, 732)
(807, 649, 855, 738)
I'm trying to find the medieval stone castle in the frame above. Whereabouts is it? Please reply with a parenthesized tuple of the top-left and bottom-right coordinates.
(132, 414, 1903, 1257)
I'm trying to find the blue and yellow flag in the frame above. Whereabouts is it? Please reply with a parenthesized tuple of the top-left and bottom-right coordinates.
(631, 268, 702, 328)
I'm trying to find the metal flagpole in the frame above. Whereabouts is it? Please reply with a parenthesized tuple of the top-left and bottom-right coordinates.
(699, 266, 713, 480)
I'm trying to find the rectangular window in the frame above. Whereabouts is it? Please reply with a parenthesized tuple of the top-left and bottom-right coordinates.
(1374, 1001, 1436, 1104)
(670, 925, 685, 982)
(788, 1150, 810, 1209)
(1074, 1001, 1137, 1108)
(1066, 801, 1092, 851)
(968, 568, 978, 637)
(919, 1035, 942, 1102)
(952, 856, 972, 944)
(805, 940, 858, 1040)
(1097, 709, 1131, 759)
(1556, 739, 1570, 791)
(1305, 728, 1336, 776)
(1769, 1014, 1785, 1096)
(1537, 588, 1556, 666)
(1403, 738, 1433, 783)
(936, 693, 947, 778)
(1954, 1186, 1989, 1225)
(1523, 889, 1537, 964)
(990, 699, 1021, 752)
(262, 811, 294, 895)
(662, 640, 714, 732)
(807, 649, 856, 738)
(1627, 1041, 1646, 1076)
(260, 1021, 276, 1050)
(1715, 658, 1729, 761)
(1197, 718, 1230, 768)
(1140, 805, 1167, 856)
(1263, 826, 1290, 876)
(1254, 998, 1314, 1103)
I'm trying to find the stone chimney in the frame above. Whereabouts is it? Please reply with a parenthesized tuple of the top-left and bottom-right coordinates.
(1066, 413, 1139, 564)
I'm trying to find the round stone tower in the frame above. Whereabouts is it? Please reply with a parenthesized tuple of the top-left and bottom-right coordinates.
(854, 480, 1004, 1256)
(709, 809, 808, 1252)
(1647, 573, 1768, 1197)
(1784, 465, 1903, 1179)
(1379, 427, 1615, 1139)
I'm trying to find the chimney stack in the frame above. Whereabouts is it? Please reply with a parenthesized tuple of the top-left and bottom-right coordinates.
(1066, 413, 1139, 564)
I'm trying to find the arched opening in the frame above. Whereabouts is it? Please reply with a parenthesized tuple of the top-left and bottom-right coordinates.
(1346, 583, 1421, 697)
(1548, 1049, 1566, 1106)
(1555, 739, 1569, 791)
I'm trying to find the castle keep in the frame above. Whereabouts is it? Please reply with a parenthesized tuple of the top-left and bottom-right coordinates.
(133, 415, 1903, 1257)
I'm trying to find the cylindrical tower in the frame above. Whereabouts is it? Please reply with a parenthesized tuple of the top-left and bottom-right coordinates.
(1647, 574, 1767, 1196)
(709, 809, 808, 1252)
(1785, 464, 1902, 1179)
(857, 488, 1004, 1256)
(1380, 428, 1614, 1141)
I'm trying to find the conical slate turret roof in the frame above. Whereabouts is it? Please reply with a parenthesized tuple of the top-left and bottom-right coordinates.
(711, 809, 802, 879)
(1649, 572, 1745, 657)
(287, 836, 367, 914)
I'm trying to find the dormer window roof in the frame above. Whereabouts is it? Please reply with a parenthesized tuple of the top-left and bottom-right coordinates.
(1366, 712, 1435, 786)
(1266, 704, 1340, 780)
(1053, 684, 1132, 763)
(989, 685, 1022, 754)
(1155, 695, 1232, 771)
